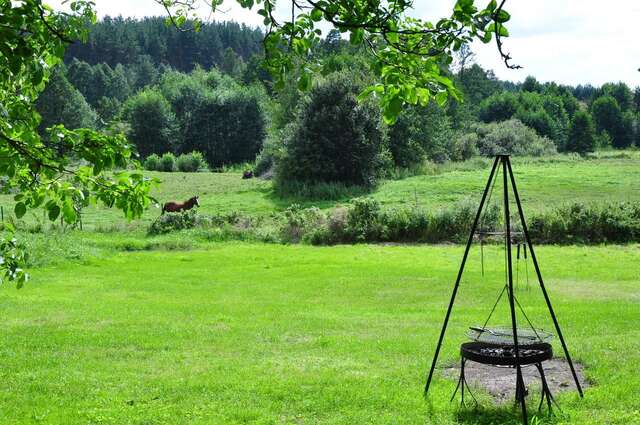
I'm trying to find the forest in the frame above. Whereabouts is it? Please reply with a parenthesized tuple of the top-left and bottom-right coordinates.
(37, 17, 640, 192)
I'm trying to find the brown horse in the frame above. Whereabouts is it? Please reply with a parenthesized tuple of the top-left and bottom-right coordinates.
(162, 196, 200, 214)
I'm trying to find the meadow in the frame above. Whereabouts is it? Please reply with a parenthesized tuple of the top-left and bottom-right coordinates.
(0, 152, 639, 424)
(1, 243, 638, 424)
(1, 152, 638, 231)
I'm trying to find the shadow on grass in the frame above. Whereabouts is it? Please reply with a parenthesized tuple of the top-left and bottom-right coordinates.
(451, 405, 565, 425)
(265, 180, 372, 209)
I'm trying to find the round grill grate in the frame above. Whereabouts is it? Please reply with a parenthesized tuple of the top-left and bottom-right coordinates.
(467, 326, 553, 346)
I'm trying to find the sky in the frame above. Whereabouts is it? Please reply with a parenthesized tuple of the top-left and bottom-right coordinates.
(48, 0, 640, 88)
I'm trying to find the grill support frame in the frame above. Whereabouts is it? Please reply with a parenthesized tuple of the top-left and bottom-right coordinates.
(423, 155, 583, 425)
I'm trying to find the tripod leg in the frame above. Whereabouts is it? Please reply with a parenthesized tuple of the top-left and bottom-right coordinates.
(506, 157, 584, 398)
(460, 358, 465, 407)
(451, 358, 463, 402)
(424, 157, 501, 396)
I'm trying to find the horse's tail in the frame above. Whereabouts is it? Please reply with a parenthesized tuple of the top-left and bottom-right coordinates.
(161, 203, 166, 215)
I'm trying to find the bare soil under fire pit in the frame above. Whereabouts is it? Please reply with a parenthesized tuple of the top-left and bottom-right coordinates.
(444, 358, 589, 403)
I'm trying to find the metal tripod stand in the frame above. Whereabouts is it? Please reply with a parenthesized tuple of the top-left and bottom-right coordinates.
(422, 155, 584, 425)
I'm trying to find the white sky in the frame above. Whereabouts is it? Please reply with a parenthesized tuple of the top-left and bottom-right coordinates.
(47, 0, 640, 88)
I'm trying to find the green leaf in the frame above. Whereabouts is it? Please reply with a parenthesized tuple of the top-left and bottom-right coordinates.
(14, 202, 26, 219)
(487, 22, 509, 36)
(297, 72, 312, 91)
(388, 95, 403, 116)
(62, 200, 77, 223)
(496, 9, 511, 23)
(48, 205, 61, 221)
(310, 8, 322, 22)
(349, 28, 364, 45)
(435, 91, 448, 107)
(386, 31, 399, 44)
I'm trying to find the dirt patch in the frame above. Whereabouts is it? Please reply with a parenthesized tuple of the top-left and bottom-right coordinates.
(444, 358, 589, 403)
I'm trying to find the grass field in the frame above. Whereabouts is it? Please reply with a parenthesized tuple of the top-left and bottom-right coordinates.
(1, 243, 638, 424)
(1, 152, 639, 231)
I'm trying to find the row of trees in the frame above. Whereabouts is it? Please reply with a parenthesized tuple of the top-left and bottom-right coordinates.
(478, 77, 640, 153)
(64, 16, 263, 71)
(123, 69, 267, 167)
(40, 17, 640, 185)
(36, 64, 267, 169)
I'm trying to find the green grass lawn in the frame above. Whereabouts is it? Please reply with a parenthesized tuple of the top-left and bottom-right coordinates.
(1, 152, 639, 231)
(1, 243, 638, 424)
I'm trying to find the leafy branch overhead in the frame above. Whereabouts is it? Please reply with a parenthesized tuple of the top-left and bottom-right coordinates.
(158, 0, 516, 123)
(0, 1, 158, 285)
(1, 1, 158, 221)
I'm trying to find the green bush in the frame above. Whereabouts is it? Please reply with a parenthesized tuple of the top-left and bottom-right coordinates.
(148, 200, 640, 245)
(277, 73, 388, 187)
(529, 202, 640, 243)
(176, 151, 207, 172)
(387, 102, 453, 166)
(470, 119, 557, 157)
(381, 207, 430, 242)
(449, 133, 479, 161)
(280, 204, 325, 243)
(148, 210, 198, 235)
(346, 198, 386, 242)
(159, 153, 176, 172)
(143, 153, 161, 171)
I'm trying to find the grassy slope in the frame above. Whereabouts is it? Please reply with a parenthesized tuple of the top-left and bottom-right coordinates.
(1, 153, 639, 231)
(1, 243, 638, 424)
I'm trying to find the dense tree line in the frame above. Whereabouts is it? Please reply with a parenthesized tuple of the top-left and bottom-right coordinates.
(123, 68, 267, 167)
(64, 17, 263, 72)
(36, 16, 640, 188)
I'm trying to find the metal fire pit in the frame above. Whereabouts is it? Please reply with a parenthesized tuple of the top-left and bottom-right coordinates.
(452, 339, 557, 413)
(461, 341, 553, 366)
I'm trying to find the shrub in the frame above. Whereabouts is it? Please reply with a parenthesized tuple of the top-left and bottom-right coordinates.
(277, 72, 388, 187)
(148, 210, 198, 235)
(468, 119, 557, 157)
(176, 151, 207, 172)
(159, 153, 176, 172)
(449, 132, 479, 161)
(143, 154, 161, 171)
(381, 208, 430, 242)
(280, 204, 325, 243)
(529, 202, 640, 243)
(346, 198, 386, 242)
